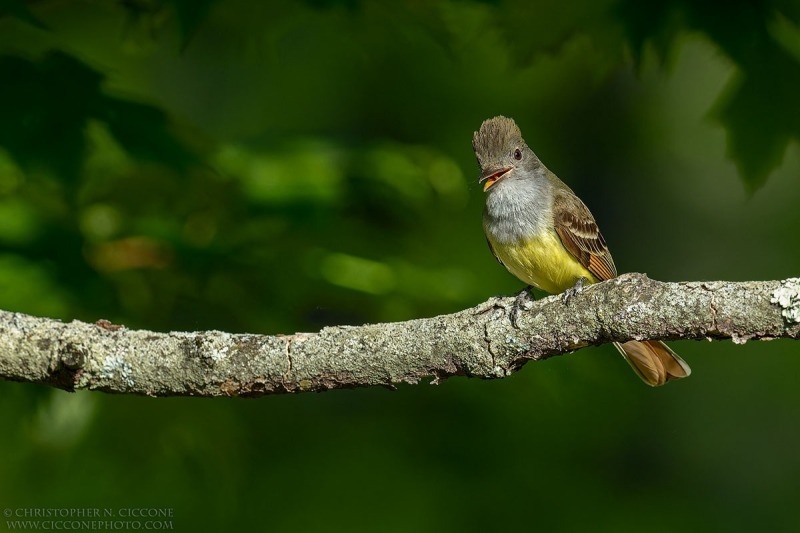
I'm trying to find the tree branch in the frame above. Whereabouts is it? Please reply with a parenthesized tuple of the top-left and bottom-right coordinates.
(1, 273, 798, 396)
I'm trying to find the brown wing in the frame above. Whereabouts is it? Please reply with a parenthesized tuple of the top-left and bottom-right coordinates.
(552, 187, 617, 281)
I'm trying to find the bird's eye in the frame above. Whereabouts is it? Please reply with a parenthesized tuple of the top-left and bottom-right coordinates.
(513, 148, 522, 160)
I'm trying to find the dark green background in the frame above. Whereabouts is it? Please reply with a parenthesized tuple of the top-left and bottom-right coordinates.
(1, 1, 800, 531)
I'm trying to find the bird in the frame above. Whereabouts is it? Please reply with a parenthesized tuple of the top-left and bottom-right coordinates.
(474, 115, 690, 386)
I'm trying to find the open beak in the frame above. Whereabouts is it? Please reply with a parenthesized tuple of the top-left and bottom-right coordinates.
(478, 166, 513, 192)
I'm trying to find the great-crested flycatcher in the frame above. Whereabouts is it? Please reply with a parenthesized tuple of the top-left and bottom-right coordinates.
(474, 115, 690, 386)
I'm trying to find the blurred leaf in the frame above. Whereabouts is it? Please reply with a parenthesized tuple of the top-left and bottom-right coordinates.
(0, 197, 41, 244)
(0, 51, 204, 186)
(690, 0, 800, 190)
(0, 52, 101, 184)
(216, 141, 343, 206)
(319, 252, 396, 295)
(771, 11, 800, 63)
(616, 0, 683, 66)
(119, 0, 171, 43)
(0, 254, 70, 318)
(95, 97, 203, 172)
(500, 0, 619, 65)
(32, 391, 96, 449)
(120, 0, 216, 49)
(618, 0, 800, 189)
(712, 60, 800, 190)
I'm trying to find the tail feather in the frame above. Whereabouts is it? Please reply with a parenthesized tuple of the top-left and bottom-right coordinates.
(613, 340, 691, 387)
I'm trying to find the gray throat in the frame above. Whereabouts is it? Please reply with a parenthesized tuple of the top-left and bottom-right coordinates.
(483, 173, 553, 244)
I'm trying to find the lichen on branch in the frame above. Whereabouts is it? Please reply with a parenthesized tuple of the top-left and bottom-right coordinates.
(0, 273, 798, 397)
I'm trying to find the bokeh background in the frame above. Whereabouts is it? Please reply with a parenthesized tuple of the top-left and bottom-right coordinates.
(1, 0, 800, 531)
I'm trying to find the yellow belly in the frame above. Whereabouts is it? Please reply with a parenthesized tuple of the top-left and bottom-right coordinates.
(488, 230, 598, 294)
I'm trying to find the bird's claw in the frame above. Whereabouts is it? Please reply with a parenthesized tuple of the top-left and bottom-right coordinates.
(511, 287, 535, 328)
(562, 277, 587, 304)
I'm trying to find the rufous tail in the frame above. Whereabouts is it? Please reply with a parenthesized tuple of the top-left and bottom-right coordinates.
(613, 340, 691, 386)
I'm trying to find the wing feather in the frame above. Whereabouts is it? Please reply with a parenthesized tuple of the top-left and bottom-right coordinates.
(552, 187, 617, 281)
(486, 238, 505, 267)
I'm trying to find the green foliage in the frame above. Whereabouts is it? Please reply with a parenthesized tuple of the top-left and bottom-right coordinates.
(1, 1, 799, 532)
(616, 0, 800, 189)
(0, 51, 202, 183)
(0, 52, 99, 184)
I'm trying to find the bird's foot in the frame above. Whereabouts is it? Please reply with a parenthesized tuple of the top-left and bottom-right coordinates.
(561, 277, 588, 305)
(511, 286, 535, 328)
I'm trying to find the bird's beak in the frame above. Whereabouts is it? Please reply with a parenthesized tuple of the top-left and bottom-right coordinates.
(479, 166, 513, 192)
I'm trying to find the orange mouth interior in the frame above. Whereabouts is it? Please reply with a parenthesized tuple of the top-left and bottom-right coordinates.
(482, 167, 511, 191)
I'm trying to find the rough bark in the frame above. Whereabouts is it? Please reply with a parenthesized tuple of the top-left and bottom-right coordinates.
(1, 273, 798, 397)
